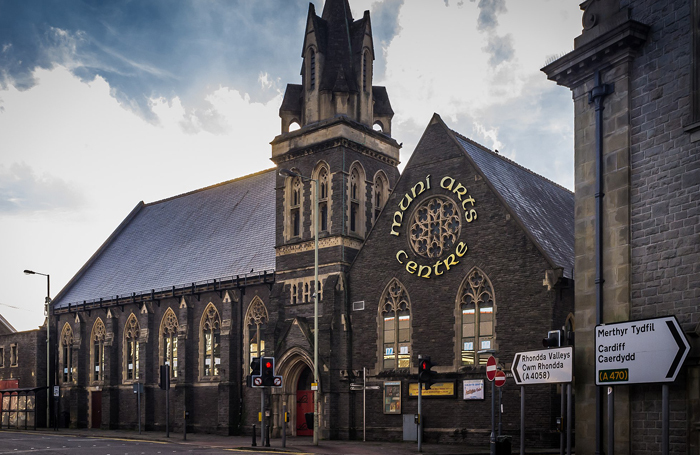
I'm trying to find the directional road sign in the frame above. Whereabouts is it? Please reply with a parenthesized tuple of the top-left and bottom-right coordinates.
(494, 370, 506, 387)
(595, 316, 690, 385)
(511, 346, 573, 385)
(486, 356, 497, 381)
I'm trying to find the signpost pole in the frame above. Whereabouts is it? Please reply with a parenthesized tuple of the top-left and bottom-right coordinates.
(607, 386, 614, 455)
(567, 383, 572, 455)
(490, 379, 495, 455)
(560, 385, 565, 455)
(363, 367, 366, 442)
(138, 384, 142, 435)
(498, 387, 502, 437)
(166, 366, 170, 438)
(662, 384, 669, 455)
(417, 381, 422, 452)
(520, 386, 525, 455)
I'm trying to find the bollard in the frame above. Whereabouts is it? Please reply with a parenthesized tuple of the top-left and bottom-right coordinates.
(252, 424, 257, 447)
(282, 405, 287, 448)
(265, 422, 271, 447)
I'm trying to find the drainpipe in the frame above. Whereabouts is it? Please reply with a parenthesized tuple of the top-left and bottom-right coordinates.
(589, 69, 613, 455)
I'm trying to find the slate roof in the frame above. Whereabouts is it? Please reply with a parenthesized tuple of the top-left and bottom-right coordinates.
(452, 130, 575, 279)
(52, 169, 277, 309)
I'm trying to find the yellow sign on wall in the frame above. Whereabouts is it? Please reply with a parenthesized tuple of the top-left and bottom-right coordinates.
(408, 382, 456, 397)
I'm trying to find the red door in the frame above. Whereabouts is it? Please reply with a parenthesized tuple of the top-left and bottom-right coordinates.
(90, 391, 102, 429)
(296, 391, 313, 436)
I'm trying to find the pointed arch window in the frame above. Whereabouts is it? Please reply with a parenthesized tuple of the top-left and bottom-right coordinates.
(373, 172, 388, 223)
(363, 49, 370, 92)
(201, 304, 221, 377)
(124, 315, 140, 382)
(160, 309, 179, 379)
(90, 319, 106, 382)
(379, 279, 411, 370)
(245, 297, 269, 372)
(60, 323, 74, 384)
(291, 176, 302, 238)
(348, 165, 366, 236)
(309, 48, 316, 91)
(318, 166, 329, 232)
(458, 269, 495, 365)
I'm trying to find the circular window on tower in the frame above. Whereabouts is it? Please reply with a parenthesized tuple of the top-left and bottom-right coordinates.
(409, 196, 461, 258)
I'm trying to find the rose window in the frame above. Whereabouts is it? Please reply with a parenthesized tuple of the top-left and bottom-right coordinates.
(409, 197, 461, 258)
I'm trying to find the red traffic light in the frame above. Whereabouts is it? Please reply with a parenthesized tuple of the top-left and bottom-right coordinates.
(421, 361, 427, 369)
(265, 361, 272, 368)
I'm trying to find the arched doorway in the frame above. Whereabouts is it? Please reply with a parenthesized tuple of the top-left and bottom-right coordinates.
(296, 366, 313, 436)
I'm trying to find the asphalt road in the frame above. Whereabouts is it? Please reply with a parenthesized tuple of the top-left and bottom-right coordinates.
(0, 433, 294, 455)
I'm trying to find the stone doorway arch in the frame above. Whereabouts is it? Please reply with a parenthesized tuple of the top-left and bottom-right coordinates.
(273, 347, 321, 437)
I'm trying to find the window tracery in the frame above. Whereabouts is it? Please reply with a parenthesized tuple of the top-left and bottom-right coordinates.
(458, 268, 495, 365)
(160, 308, 179, 379)
(348, 164, 366, 236)
(379, 279, 411, 370)
(91, 319, 106, 382)
(410, 196, 461, 258)
(60, 323, 74, 384)
(201, 304, 221, 377)
(123, 315, 139, 382)
(245, 297, 269, 370)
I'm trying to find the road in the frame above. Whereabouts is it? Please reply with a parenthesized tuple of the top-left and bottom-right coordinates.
(0, 432, 298, 455)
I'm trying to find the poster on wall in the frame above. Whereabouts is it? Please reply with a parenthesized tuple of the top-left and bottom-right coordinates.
(383, 381, 402, 414)
(463, 379, 484, 400)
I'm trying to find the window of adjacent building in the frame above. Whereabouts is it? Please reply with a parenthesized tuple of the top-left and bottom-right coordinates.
(379, 278, 411, 370)
(0, 347, 4, 367)
(60, 323, 74, 383)
(92, 318, 106, 382)
(201, 303, 221, 378)
(124, 315, 140, 382)
(458, 268, 495, 365)
(160, 308, 179, 380)
(245, 296, 269, 372)
(10, 343, 18, 367)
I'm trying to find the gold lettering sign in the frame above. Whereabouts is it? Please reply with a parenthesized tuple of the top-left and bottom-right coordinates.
(390, 174, 478, 279)
(408, 382, 456, 397)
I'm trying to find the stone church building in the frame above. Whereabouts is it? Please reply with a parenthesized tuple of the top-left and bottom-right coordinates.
(48, 0, 576, 448)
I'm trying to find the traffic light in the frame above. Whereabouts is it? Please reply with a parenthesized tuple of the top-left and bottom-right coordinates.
(418, 356, 436, 390)
(261, 357, 275, 387)
(543, 330, 563, 348)
(247, 357, 261, 387)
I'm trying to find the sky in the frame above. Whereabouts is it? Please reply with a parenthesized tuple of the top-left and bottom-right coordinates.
(0, 0, 582, 331)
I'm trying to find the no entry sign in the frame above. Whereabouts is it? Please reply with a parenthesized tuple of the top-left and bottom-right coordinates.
(486, 356, 497, 381)
(494, 370, 506, 387)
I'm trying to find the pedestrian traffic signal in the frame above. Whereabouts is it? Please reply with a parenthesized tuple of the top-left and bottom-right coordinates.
(418, 356, 436, 390)
(543, 330, 562, 348)
(261, 357, 276, 387)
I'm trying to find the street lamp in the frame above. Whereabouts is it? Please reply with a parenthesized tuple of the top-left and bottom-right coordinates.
(24, 269, 51, 429)
(278, 168, 320, 445)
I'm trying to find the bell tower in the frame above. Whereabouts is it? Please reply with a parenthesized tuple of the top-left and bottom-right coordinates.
(272, 0, 401, 286)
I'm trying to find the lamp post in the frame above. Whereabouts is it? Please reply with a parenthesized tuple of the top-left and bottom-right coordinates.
(279, 168, 319, 445)
(24, 269, 51, 428)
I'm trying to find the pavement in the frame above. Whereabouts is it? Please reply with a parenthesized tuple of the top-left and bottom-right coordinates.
(4, 428, 567, 455)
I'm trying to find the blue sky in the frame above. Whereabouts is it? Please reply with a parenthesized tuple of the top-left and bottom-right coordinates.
(0, 0, 581, 330)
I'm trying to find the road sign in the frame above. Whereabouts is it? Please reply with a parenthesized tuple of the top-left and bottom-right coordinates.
(512, 346, 573, 385)
(595, 316, 690, 385)
(53, 386, 60, 397)
(486, 355, 497, 381)
(494, 370, 506, 387)
(253, 377, 263, 387)
(273, 376, 283, 387)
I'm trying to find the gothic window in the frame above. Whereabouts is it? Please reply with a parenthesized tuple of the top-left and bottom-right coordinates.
(200, 303, 221, 378)
(410, 197, 461, 258)
(92, 318, 106, 382)
(292, 284, 298, 305)
(245, 297, 269, 371)
(60, 323, 74, 383)
(379, 279, 411, 370)
(290, 176, 302, 238)
(458, 268, 495, 365)
(160, 309, 179, 379)
(124, 315, 140, 382)
(0, 347, 4, 368)
(316, 165, 330, 232)
(348, 164, 366, 236)
(373, 171, 389, 223)
(9, 344, 17, 367)
(303, 282, 310, 303)
(309, 48, 316, 91)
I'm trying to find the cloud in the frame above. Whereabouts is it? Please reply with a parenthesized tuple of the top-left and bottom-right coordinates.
(0, 162, 84, 214)
(473, 0, 507, 31)
(483, 33, 514, 66)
